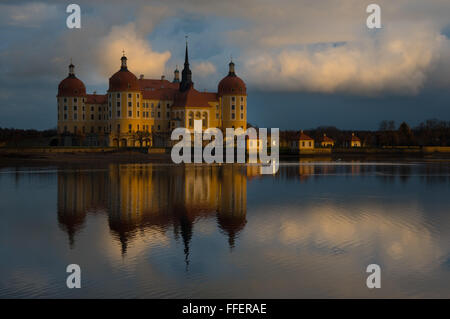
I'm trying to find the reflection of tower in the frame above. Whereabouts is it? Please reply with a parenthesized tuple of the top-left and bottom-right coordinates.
(57, 170, 108, 248)
(217, 166, 247, 249)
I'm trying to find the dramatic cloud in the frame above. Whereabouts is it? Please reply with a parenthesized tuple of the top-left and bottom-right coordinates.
(243, 25, 449, 95)
(97, 23, 171, 80)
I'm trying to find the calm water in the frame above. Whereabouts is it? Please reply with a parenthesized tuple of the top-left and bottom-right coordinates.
(1, 160, 450, 298)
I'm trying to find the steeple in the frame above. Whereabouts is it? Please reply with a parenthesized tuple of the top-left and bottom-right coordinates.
(120, 50, 128, 71)
(68, 59, 75, 77)
(228, 57, 236, 76)
(180, 37, 193, 91)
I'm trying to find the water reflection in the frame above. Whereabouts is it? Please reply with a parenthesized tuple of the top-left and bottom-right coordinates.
(2, 159, 450, 298)
(57, 165, 247, 264)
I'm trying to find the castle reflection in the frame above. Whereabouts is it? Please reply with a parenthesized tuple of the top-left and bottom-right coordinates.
(57, 164, 247, 262)
(56, 159, 450, 261)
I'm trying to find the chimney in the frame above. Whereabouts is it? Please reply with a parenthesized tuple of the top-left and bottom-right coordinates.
(161, 75, 165, 81)
(93, 91, 97, 95)
(140, 74, 144, 80)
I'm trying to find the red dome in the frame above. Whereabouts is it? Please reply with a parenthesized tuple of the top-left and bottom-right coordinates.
(57, 76, 86, 97)
(108, 69, 139, 92)
(218, 75, 246, 96)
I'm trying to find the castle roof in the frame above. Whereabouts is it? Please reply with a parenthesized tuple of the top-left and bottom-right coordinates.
(173, 87, 218, 108)
(86, 94, 107, 104)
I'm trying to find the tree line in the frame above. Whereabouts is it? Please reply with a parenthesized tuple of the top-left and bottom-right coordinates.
(282, 119, 450, 147)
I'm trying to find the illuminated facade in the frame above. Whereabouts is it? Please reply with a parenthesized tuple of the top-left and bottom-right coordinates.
(57, 42, 247, 147)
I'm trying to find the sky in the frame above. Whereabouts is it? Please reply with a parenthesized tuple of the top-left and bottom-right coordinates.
(0, 0, 449, 130)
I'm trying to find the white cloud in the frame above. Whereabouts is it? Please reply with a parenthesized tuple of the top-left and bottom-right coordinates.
(243, 25, 450, 95)
(192, 61, 217, 77)
(96, 23, 171, 80)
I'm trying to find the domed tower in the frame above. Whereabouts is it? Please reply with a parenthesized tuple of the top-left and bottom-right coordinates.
(57, 62, 87, 137)
(173, 65, 180, 83)
(218, 59, 247, 131)
(108, 52, 141, 147)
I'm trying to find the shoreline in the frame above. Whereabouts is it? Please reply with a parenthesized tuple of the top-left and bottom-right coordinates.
(2, 147, 450, 167)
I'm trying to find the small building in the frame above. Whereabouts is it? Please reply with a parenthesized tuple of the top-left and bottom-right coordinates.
(349, 132, 361, 147)
(299, 130, 314, 150)
(321, 134, 334, 148)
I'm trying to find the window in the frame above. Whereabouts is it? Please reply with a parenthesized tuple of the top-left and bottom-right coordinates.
(117, 110, 121, 117)
(74, 114, 78, 120)
(128, 93, 132, 98)
(166, 112, 169, 118)
(231, 113, 235, 119)
(91, 114, 94, 120)
(116, 93, 120, 98)
(150, 112, 153, 117)
(98, 115, 102, 120)
(74, 98, 77, 103)
(137, 111, 140, 117)
(117, 124, 120, 132)
(137, 102, 139, 108)
(128, 124, 132, 133)
(91, 126, 94, 133)
(157, 125, 160, 130)
(128, 102, 132, 107)
(137, 94, 139, 99)
(128, 111, 132, 117)
(91, 106, 94, 112)
(64, 105, 67, 111)
(64, 114, 67, 120)
(117, 102, 120, 107)
(157, 112, 160, 118)
(157, 103, 160, 109)
(82, 126, 85, 133)
(232, 96, 235, 102)
(241, 96, 244, 102)
(98, 126, 102, 133)
(99, 106, 102, 111)
(240, 105, 244, 111)
(216, 113, 219, 119)
(74, 105, 77, 111)
(240, 113, 243, 119)
(74, 126, 77, 133)
(64, 98, 67, 103)
(232, 105, 235, 110)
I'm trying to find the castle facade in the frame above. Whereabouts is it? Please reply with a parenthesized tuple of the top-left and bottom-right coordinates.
(57, 42, 247, 147)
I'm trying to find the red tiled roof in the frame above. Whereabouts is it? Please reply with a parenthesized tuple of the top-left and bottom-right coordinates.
(58, 76, 86, 97)
(299, 131, 313, 141)
(139, 79, 179, 91)
(108, 69, 139, 91)
(351, 134, 361, 142)
(142, 88, 177, 100)
(86, 94, 107, 104)
(173, 88, 218, 108)
(322, 134, 334, 142)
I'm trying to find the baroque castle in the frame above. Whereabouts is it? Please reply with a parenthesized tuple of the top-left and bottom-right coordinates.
(57, 42, 247, 147)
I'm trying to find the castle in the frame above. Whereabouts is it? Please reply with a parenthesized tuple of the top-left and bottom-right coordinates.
(57, 42, 247, 147)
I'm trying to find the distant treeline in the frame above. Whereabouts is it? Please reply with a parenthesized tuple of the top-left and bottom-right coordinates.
(281, 119, 450, 147)
(1, 119, 450, 147)
(0, 128, 57, 143)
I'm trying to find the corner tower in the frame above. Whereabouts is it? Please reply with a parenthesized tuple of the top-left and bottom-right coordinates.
(218, 59, 247, 131)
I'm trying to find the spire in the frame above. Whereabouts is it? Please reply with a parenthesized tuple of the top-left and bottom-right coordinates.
(228, 57, 236, 76)
(68, 59, 75, 77)
(120, 50, 128, 71)
(180, 36, 193, 91)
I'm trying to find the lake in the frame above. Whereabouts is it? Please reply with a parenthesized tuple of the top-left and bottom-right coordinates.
(1, 159, 449, 298)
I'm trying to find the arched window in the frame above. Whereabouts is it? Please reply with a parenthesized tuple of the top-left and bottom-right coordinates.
(188, 112, 194, 128)
(202, 112, 208, 128)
